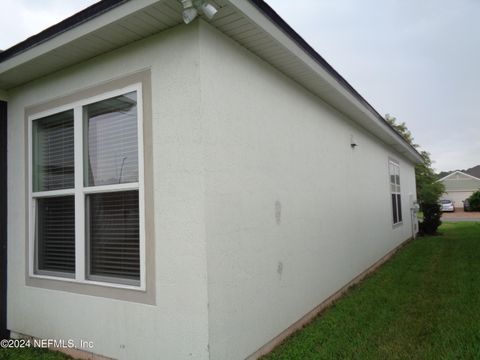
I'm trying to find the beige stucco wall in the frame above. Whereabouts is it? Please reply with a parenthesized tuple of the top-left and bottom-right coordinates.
(198, 22, 418, 360)
(7, 19, 418, 360)
(7, 24, 210, 360)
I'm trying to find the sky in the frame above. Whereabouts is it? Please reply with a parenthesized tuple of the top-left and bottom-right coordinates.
(0, 0, 478, 172)
(264, 0, 480, 172)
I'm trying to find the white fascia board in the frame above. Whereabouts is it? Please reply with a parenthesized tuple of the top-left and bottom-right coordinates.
(0, 0, 164, 75)
(436, 171, 459, 182)
(228, 0, 423, 164)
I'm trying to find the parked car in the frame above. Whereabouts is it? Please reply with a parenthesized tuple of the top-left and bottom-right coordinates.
(463, 199, 471, 212)
(440, 199, 455, 212)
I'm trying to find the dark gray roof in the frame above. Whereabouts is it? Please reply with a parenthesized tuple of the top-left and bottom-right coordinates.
(465, 165, 480, 179)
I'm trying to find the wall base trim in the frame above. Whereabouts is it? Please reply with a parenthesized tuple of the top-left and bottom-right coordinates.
(246, 236, 414, 360)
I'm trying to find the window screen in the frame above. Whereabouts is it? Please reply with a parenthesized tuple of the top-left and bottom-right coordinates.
(84, 92, 138, 186)
(32, 110, 74, 191)
(87, 191, 140, 283)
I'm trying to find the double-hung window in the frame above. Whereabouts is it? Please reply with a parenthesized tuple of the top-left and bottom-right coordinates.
(29, 84, 145, 289)
(389, 159, 402, 225)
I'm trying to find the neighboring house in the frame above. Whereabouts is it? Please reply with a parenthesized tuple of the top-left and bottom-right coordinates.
(437, 171, 480, 207)
(0, 1, 423, 359)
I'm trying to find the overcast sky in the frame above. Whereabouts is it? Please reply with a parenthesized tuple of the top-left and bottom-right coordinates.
(1, 0, 478, 172)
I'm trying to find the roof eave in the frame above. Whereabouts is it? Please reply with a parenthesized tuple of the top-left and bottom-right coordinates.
(0, 0, 128, 64)
(0, 0, 164, 84)
(0, 0, 425, 164)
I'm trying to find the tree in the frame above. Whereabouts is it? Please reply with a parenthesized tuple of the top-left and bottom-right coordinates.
(467, 191, 480, 211)
(385, 114, 416, 145)
(385, 114, 444, 234)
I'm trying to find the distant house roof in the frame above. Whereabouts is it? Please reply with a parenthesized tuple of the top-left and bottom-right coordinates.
(465, 165, 480, 179)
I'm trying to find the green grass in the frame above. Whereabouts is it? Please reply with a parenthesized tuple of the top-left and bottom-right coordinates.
(263, 222, 480, 360)
(0, 347, 73, 360)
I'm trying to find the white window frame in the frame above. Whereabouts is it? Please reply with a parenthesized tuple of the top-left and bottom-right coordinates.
(28, 83, 146, 291)
(389, 159, 402, 226)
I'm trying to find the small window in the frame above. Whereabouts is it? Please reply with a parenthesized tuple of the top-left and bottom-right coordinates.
(29, 85, 144, 289)
(389, 160, 402, 225)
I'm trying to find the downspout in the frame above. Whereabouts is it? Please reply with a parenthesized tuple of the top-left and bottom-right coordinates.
(0, 98, 8, 340)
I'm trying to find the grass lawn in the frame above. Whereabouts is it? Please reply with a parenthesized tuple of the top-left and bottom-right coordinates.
(263, 222, 480, 360)
(0, 347, 72, 360)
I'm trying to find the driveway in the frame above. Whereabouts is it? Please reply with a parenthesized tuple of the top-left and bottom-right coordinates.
(442, 208, 480, 222)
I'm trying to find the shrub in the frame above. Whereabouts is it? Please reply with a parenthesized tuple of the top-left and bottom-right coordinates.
(467, 190, 480, 211)
(419, 202, 442, 235)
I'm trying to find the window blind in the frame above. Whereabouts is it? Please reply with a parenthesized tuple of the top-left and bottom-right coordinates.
(32, 110, 74, 191)
(87, 190, 140, 282)
(36, 196, 75, 275)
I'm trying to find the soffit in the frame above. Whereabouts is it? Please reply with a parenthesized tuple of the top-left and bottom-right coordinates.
(0, 0, 183, 89)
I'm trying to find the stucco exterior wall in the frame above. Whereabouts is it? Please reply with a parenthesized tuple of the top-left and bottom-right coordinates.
(7, 19, 418, 360)
(7, 24, 210, 360)
(198, 22, 417, 360)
